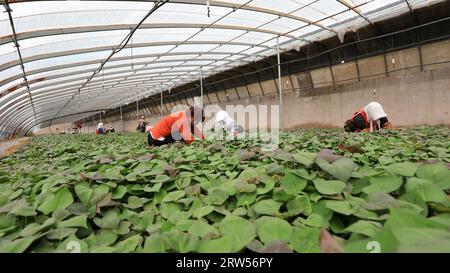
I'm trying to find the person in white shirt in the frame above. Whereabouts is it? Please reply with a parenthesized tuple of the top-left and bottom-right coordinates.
(344, 102, 393, 132)
(215, 110, 244, 138)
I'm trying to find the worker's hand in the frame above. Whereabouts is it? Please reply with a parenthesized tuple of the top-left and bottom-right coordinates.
(382, 122, 393, 129)
(361, 128, 370, 132)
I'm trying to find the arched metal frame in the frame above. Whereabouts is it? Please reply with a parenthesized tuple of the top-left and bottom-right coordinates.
(0, 0, 443, 137)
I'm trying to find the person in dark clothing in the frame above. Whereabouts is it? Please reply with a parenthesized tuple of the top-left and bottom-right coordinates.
(136, 116, 148, 133)
(105, 127, 115, 134)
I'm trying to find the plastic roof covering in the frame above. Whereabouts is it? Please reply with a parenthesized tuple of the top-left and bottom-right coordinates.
(0, 0, 445, 136)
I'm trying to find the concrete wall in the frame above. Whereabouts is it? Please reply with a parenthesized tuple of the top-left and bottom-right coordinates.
(37, 39, 450, 135)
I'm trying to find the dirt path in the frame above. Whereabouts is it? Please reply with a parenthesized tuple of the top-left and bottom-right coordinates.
(0, 138, 30, 159)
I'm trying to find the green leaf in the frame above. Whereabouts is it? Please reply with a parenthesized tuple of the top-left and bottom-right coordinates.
(197, 234, 234, 253)
(56, 215, 88, 229)
(204, 189, 229, 205)
(21, 218, 55, 237)
(152, 174, 172, 184)
(219, 215, 256, 252)
(363, 192, 399, 211)
(280, 171, 307, 195)
(75, 182, 93, 204)
(0, 235, 39, 253)
(316, 157, 356, 182)
(301, 213, 328, 228)
(385, 208, 448, 231)
(113, 234, 143, 253)
(37, 187, 74, 215)
(416, 163, 450, 190)
(384, 162, 419, 177)
(142, 233, 167, 253)
(103, 167, 124, 181)
(96, 230, 118, 246)
(46, 228, 77, 240)
(396, 228, 450, 253)
(313, 179, 345, 195)
(111, 185, 127, 199)
(125, 173, 138, 182)
(90, 184, 110, 204)
(256, 179, 275, 195)
(188, 221, 219, 238)
(125, 196, 144, 209)
(143, 183, 162, 193)
(94, 209, 120, 229)
(193, 205, 215, 219)
(344, 220, 382, 237)
(286, 195, 312, 217)
(362, 176, 403, 194)
(163, 230, 197, 253)
(290, 226, 320, 253)
(161, 190, 185, 203)
(255, 216, 293, 244)
(292, 151, 316, 166)
(253, 199, 281, 216)
(405, 178, 447, 203)
(236, 193, 257, 207)
(235, 180, 257, 193)
(8, 206, 37, 217)
(325, 200, 356, 216)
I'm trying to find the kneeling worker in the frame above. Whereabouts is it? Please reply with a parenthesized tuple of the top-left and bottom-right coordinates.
(215, 110, 244, 138)
(96, 123, 105, 135)
(148, 106, 205, 146)
(344, 102, 393, 132)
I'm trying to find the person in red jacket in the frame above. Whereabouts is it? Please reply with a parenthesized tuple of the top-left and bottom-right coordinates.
(147, 106, 205, 146)
(344, 102, 393, 132)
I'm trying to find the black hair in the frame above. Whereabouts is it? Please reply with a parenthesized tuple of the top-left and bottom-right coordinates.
(379, 117, 389, 127)
(344, 120, 357, 132)
(186, 106, 205, 122)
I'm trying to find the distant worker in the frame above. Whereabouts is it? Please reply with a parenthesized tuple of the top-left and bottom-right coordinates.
(147, 106, 205, 146)
(136, 115, 148, 133)
(105, 126, 115, 134)
(344, 102, 393, 132)
(76, 121, 82, 133)
(96, 123, 105, 135)
(215, 110, 244, 138)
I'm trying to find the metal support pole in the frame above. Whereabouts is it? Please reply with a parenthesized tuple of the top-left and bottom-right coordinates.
(200, 66, 204, 107)
(277, 37, 284, 131)
(160, 83, 163, 117)
(136, 97, 139, 117)
(120, 99, 123, 132)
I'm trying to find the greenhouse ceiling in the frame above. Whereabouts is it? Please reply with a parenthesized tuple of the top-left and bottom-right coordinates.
(0, 0, 446, 137)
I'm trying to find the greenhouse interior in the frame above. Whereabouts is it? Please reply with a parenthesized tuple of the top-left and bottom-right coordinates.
(0, 0, 449, 255)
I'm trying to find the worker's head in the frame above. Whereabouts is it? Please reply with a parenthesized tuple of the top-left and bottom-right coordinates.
(185, 106, 205, 124)
(344, 120, 356, 132)
(140, 115, 145, 120)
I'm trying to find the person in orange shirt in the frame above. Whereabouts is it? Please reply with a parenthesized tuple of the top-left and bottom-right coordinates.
(147, 106, 205, 146)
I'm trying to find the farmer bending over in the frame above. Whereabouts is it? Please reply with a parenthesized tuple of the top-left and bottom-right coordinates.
(147, 106, 205, 146)
(344, 102, 393, 133)
(96, 123, 105, 135)
(215, 110, 244, 139)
